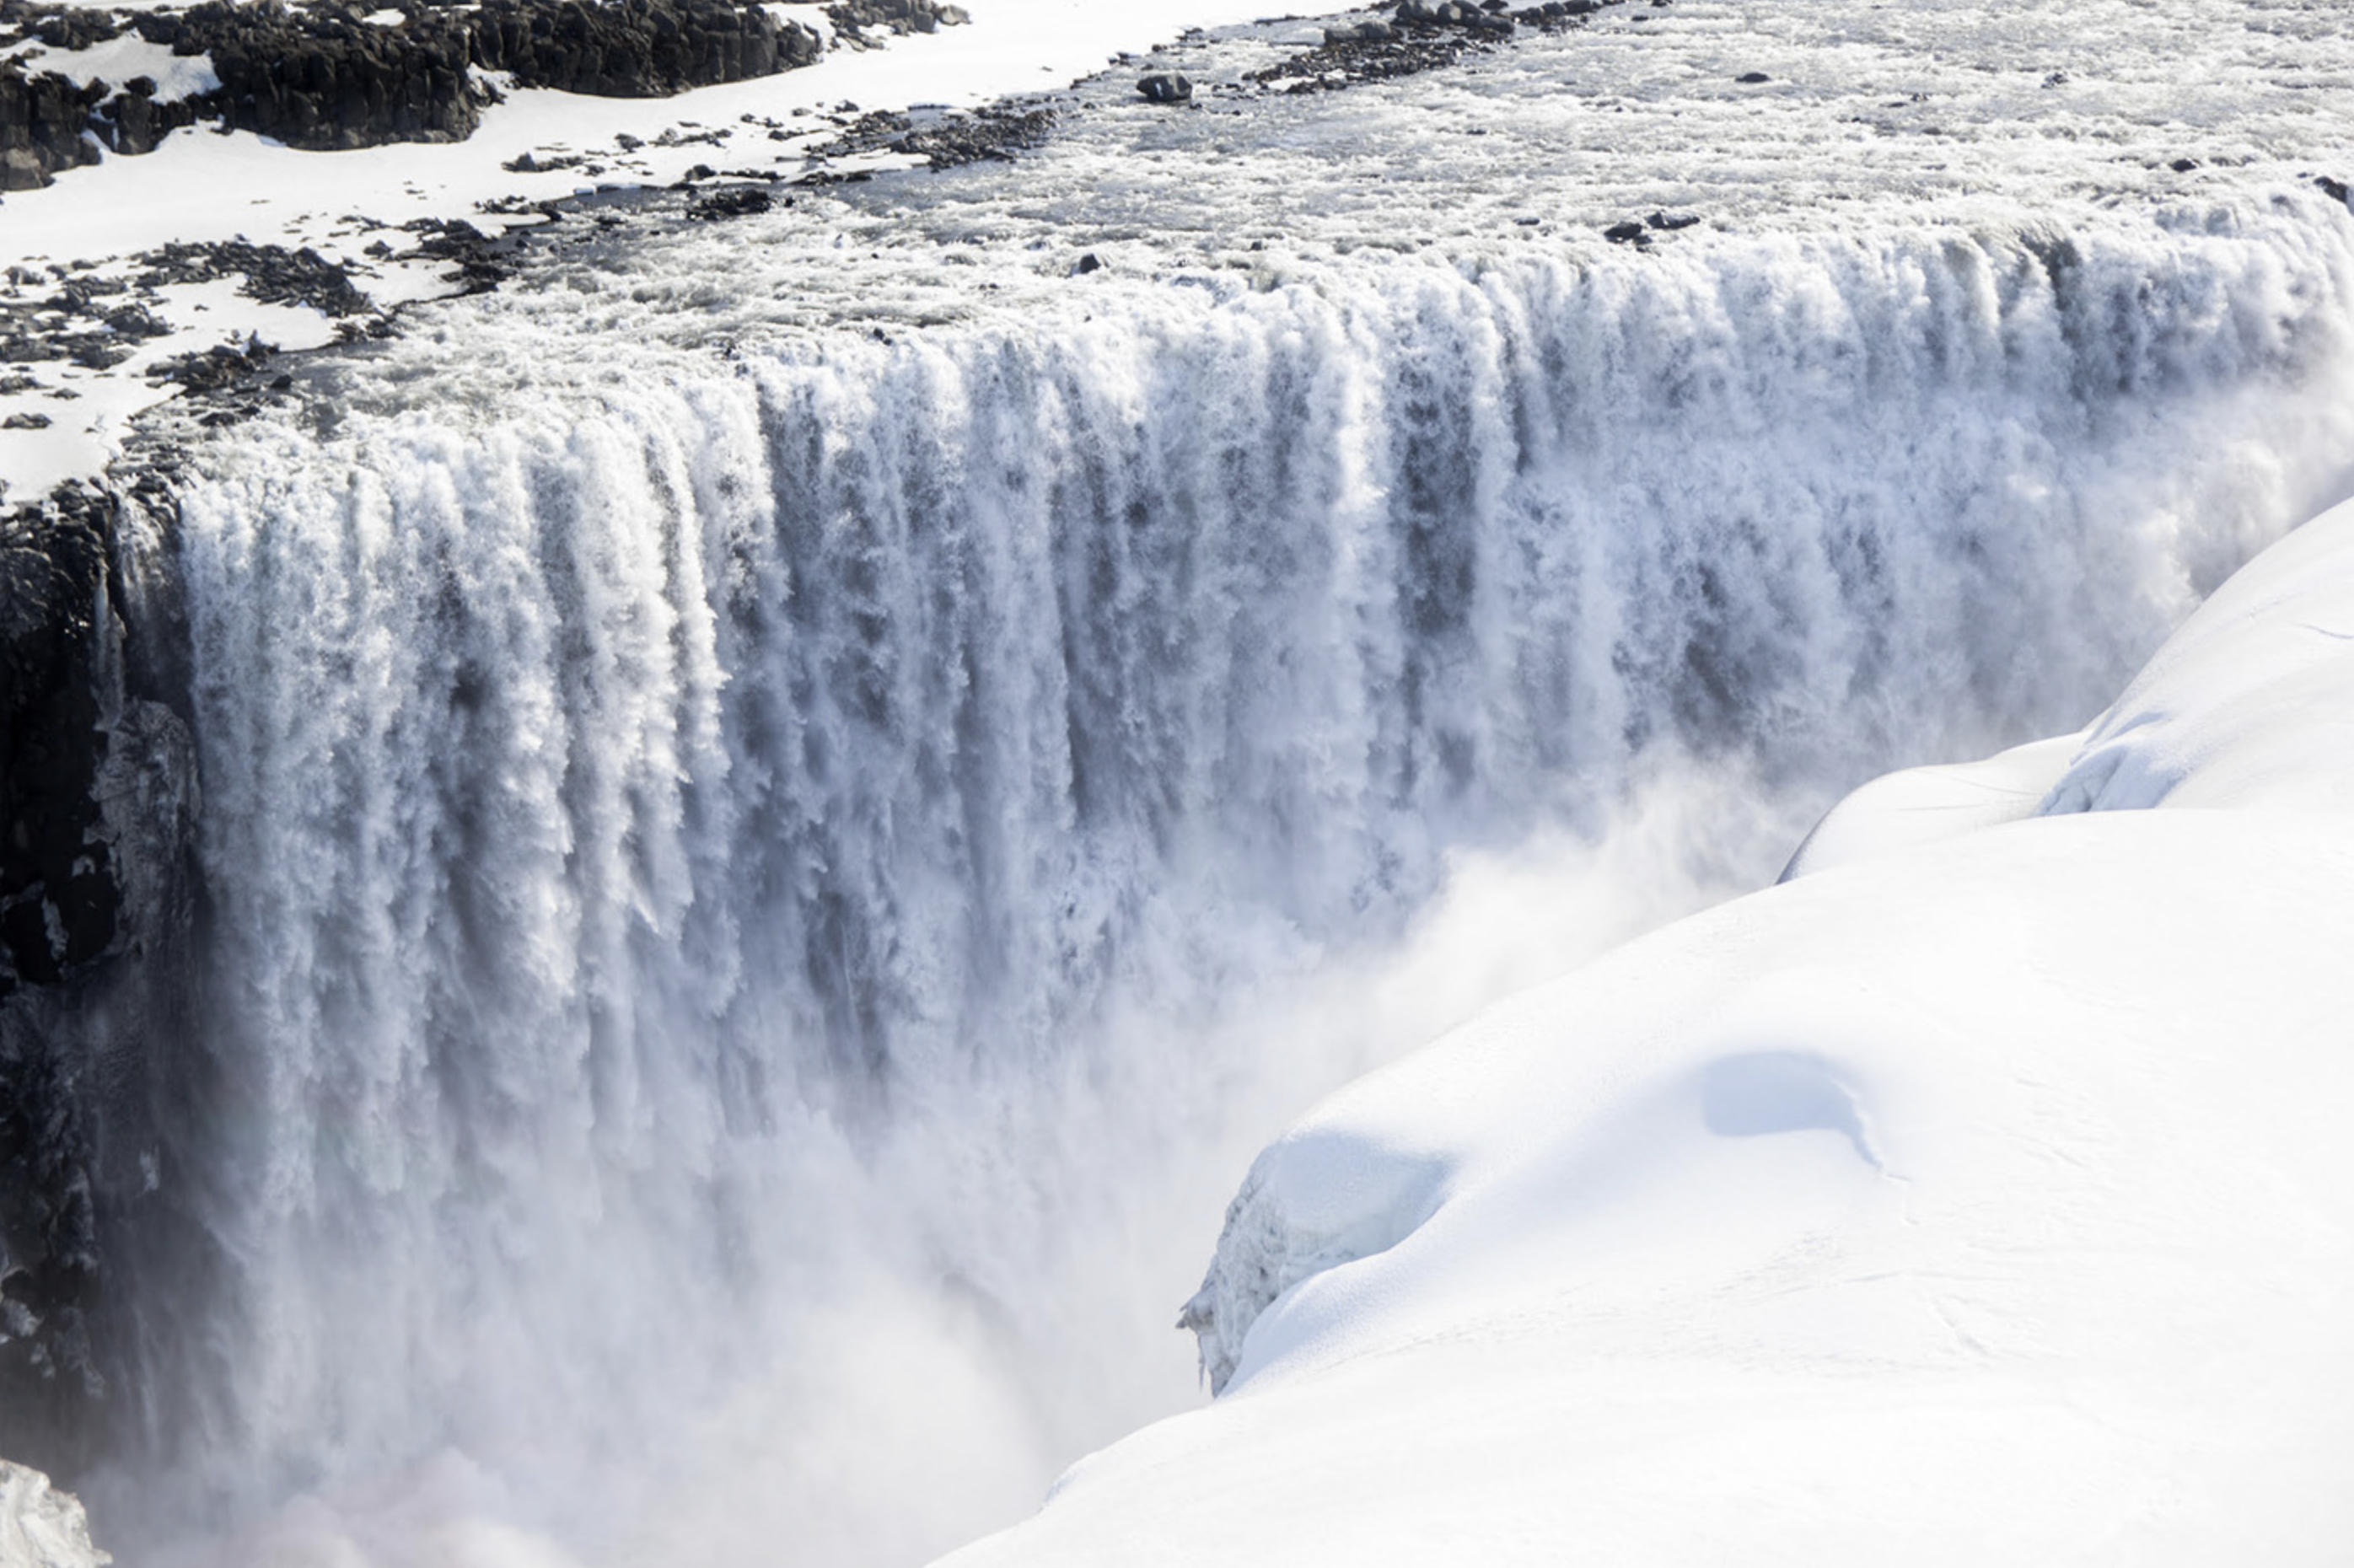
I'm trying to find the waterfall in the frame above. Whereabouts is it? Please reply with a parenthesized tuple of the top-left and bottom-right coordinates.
(93, 211, 2354, 1561)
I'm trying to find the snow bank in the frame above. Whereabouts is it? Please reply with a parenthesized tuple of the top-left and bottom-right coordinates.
(1789, 490, 2354, 876)
(941, 496, 2354, 1564)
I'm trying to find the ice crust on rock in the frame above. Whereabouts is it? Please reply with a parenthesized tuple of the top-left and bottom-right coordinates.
(0, 1462, 107, 1568)
(1178, 1130, 1448, 1394)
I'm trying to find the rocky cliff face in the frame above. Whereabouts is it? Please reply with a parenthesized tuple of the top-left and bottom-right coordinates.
(0, 486, 199, 1477)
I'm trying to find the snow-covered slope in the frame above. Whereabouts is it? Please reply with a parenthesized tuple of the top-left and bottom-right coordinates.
(943, 500, 2354, 1565)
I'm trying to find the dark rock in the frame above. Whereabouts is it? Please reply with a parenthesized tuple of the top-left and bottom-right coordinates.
(2169, 157, 2198, 173)
(400, 217, 513, 293)
(2319, 175, 2351, 206)
(1, 66, 105, 191)
(688, 184, 772, 218)
(135, 241, 369, 318)
(1137, 72, 1193, 104)
(1073, 252, 1102, 275)
(1, 0, 901, 185)
(826, 0, 968, 46)
(0, 481, 204, 1474)
(1, 412, 51, 430)
(842, 105, 1056, 169)
(1647, 210, 1700, 230)
(1734, 71, 1770, 83)
(1603, 220, 1650, 244)
(142, 341, 271, 394)
(1263, 0, 1601, 96)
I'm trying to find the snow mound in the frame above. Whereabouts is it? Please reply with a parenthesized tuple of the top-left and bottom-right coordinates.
(1776, 730, 2083, 881)
(942, 494, 2354, 1565)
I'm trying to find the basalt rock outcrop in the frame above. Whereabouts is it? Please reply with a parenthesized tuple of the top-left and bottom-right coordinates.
(0, 483, 200, 1476)
(0, 0, 985, 189)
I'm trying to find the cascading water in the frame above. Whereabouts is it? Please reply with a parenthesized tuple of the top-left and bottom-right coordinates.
(94, 208, 2354, 1565)
(19, 0, 2354, 1560)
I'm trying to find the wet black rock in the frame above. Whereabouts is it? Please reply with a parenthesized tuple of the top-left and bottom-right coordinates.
(1, 411, 50, 429)
(1073, 252, 1102, 276)
(401, 217, 514, 293)
(2320, 174, 2351, 206)
(142, 341, 275, 394)
(1647, 210, 1700, 230)
(1603, 219, 1650, 244)
(0, 499, 118, 997)
(0, 481, 204, 1474)
(1734, 71, 1770, 83)
(1137, 72, 1194, 104)
(1, 66, 105, 191)
(688, 184, 773, 219)
(899, 105, 1054, 169)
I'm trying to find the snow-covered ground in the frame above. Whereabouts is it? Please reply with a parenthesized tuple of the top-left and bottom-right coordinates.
(0, 0, 1283, 501)
(943, 495, 2354, 1565)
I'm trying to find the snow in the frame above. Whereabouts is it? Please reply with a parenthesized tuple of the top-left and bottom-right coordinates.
(1776, 730, 2082, 880)
(941, 497, 2354, 1564)
(2043, 493, 2354, 815)
(0, 33, 221, 99)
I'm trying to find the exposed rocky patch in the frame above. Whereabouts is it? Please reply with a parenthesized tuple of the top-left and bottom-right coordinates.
(687, 181, 775, 218)
(2, 239, 402, 400)
(1246, 0, 1612, 94)
(810, 101, 1056, 169)
(825, 0, 968, 48)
